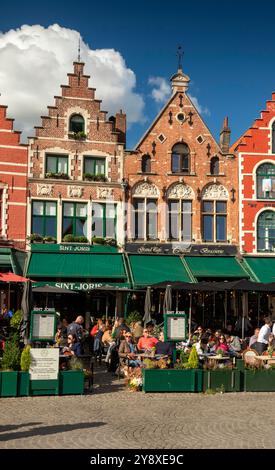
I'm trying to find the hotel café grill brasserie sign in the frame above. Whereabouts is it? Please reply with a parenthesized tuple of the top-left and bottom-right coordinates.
(125, 243, 237, 256)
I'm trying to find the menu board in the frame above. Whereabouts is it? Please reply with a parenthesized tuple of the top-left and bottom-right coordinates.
(164, 313, 187, 341)
(29, 348, 59, 380)
(30, 310, 56, 341)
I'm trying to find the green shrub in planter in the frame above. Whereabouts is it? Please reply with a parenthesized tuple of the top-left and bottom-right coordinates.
(202, 368, 241, 392)
(0, 334, 20, 397)
(125, 311, 142, 326)
(10, 309, 22, 331)
(142, 369, 203, 392)
(63, 234, 75, 242)
(59, 370, 84, 395)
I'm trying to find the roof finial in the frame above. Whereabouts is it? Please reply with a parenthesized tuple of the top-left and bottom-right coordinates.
(78, 35, 81, 62)
(177, 45, 183, 71)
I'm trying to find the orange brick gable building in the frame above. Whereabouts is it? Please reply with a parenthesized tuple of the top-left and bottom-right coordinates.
(0, 105, 28, 249)
(124, 66, 239, 252)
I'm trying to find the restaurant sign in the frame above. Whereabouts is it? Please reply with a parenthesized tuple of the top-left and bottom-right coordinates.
(33, 282, 130, 291)
(125, 243, 237, 256)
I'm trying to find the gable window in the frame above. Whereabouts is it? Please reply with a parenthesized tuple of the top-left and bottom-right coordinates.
(210, 156, 219, 175)
(69, 114, 85, 133)
(256, 163, 275, 199)
(84, 156, 105, 178)
(133, 198, 158, 240)
(62, 202, 87, 239)
(32, 201, 57, 238)
(168, 200, 192, 241)
(257, 210, 275, 252)
(92, 203, 116, 239)
(171, 143, 190, 173)
(202, 200, 227, 242)
(141, 154, 151, 173)
(46, 154, 68, 177)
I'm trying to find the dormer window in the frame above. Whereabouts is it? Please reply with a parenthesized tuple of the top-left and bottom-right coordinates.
(69, 114, 85, 133)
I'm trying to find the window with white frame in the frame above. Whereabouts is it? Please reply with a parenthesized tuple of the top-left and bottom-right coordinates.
(256, 163, 275, 199)
(257, 210, 275, 252)
(92, 202, 116, 239)
(202, 200, 227, 242)
(62, 202, 87, 239)
(167, 200, 192, 241)
(133, 198, 158, 240)
(32, 201, 57, 238)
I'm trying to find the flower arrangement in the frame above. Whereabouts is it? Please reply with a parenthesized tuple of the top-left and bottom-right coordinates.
(216, 348, 224, 357)
(125, 367, 143, 391)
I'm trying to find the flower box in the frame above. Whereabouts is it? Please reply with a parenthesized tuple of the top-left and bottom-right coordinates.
(202, 369, 241, 392)
(59, 370, 84, 395)
(17, 371, 30, 396)
(244, 369, 275, 392)
(0, 371, 18, 397)
(142, 369, 203, 393)
(29, 379, 59, 396)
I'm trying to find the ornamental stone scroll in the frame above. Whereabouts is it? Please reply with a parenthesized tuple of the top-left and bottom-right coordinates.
(67, 186, 83, 198)
(202, 183, 229, 200)
(167, 183, 194, 199)
(133, 182, 159, 197)
(97, 187, 114, 199)
(37, 184, 54, 197)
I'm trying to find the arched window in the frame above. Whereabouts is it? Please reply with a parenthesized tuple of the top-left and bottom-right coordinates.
(210, 156, 219, 175)
(141, 154, 151, 173)
(69, 114, 85, 133)
(171, 143, 190, 173)
(272, 122, 275, 153)
(256, 163, 275, 199)
(257, 210, 275, 252)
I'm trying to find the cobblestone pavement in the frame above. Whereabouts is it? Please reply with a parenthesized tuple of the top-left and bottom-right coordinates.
(1, 364, 275, 449)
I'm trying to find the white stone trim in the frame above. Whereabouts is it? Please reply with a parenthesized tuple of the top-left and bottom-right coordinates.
(0, 144, 26, 150)
(268, 116, 275, 155)
(65, 106, 90, 137)
(132, 182, 159, 198)
(7, 202, 27, 206)
(201, 183, 229, 200)
(254, 206, 275, 253)
(0, 171, 26, 176)
(167, 182, 194, 199)
(0, 184, 8, 237)
(0, 162, 27, 167)
(252, 158, 275, 199)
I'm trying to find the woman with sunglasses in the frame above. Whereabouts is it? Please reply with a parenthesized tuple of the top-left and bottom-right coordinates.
(119, 332, 140, 368)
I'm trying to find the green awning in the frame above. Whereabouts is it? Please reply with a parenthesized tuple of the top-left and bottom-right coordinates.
(0, 254, 12, 268)
(243, 257, 275, 283)
(128, 255, 193, 287)
(27, 252, 128, 280)
(185, 256, 250, 280)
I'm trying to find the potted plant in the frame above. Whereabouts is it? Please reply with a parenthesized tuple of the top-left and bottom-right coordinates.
(10, 309, 22, 331)
(18, 345, 31, 396)
(27, 233, 44, 243)
(63, 234, 75, 243)
(73, 131, 87, 140)
(43, 236, 57, 244)
(0, 334, 20, 397)
(143, 345, 203, 393)
(91, 236, 105, 245)
(59, 356, 85, 395)
(73, 236, 89, 243)
(202, 360, 241, 393)
(125, 311, 142, 327)
(244, 362, 275, 391)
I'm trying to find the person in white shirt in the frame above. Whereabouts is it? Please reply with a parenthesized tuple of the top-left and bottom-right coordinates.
(272, 322, 275, 336)
(253, 317, 272, 354)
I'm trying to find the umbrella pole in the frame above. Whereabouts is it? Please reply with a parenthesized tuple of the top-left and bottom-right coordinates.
(8, 282, 10, 311)
(189, 293, 192, 336)
(213, 292, 215, 318)
(202, 293, 205, 326)
(176, 290, 179, 313)
(257, 294, 260, 327)
(225, 291, 228, 329)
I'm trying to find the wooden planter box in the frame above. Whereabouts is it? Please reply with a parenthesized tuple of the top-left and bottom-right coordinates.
(30, 379, 59, 396)
(202, 369, 241, 392)
(59, 370, 84, 395)
(244, 369, 275, 391)
(0, 371, 18, 397)
(17, 372, 30, 396)
(142, 369, 203, 393)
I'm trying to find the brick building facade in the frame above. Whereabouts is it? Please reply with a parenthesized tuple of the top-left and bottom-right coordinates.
(0, 105, 28, 249)
(27, 61, 126, 246)
(124, 66, 239, 250)
(232, 93, 275, 256)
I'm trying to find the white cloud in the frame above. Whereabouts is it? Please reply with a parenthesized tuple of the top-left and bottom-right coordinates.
(148, 76, 171, 104)
(189, 95, 211, 116)
(148, 75, 210, 116)
(0, 24, 145, 140)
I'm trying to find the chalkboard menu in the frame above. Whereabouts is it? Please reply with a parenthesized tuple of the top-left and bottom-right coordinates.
(30, 309, 56, 341)
(164, 312, 187, 342)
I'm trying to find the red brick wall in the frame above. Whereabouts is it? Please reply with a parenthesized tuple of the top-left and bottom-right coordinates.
(0, 105, 28, 249)
(235, 93, 275, 254)
(28, 62, 126, 244)
(124, 86, 239, 244)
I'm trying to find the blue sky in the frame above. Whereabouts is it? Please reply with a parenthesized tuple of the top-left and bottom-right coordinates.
(1, 0, 275, 148)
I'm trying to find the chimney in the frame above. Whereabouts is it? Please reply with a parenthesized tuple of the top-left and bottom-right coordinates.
(220, 116, 231, 153)
(115, 110, 126, 144)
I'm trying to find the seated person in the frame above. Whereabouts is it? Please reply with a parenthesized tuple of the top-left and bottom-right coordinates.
(225, 334, 242, 356)
(155, 331, 173, 356)
(195, 336, 211, 360)
(137, 327, 158, 352)
(213, 334, 229, 354)
(62, 333, 82, 357)
(119, 332, 140, 368)
(249, 327, 260, 348)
